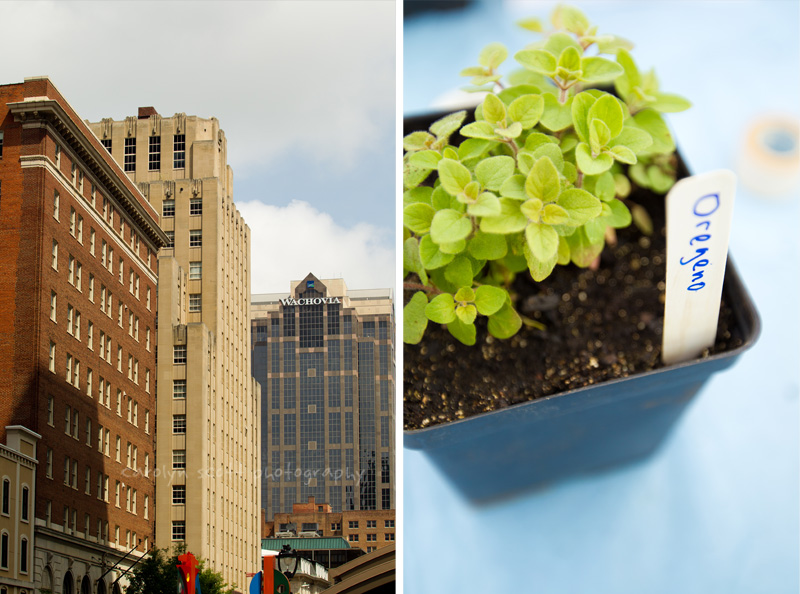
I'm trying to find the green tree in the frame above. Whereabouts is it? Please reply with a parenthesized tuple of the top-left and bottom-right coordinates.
(124, 547, 236, 594)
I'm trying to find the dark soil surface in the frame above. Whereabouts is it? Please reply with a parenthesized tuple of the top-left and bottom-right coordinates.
(403, 190, 743, 431)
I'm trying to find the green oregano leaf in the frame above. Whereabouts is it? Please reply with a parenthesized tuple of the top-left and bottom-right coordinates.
(475, 155, 515, 191)
(447, 318, 477, 346)
(403, 202, 436, 235)
(437, 159, 472, 196)
(515, 49, 557, 76)
(474, 285, 507, 316)
(418, 235, 454, 269)
(468, 231, 508, 260)
(487, 300, 522, 339)
(403, 291, 429, 345)
(426, 293, 457, 324)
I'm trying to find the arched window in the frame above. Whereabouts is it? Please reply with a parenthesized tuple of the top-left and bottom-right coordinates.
(111, 582, 121, 594)
(80, 575, 91, 594)
(21, 485, 29, 522)
(0, 531, 8, 569)
(42, 566, 53, 590)
(63, 570, 74, 594)
(1, 478, 9, 515)
(96, 579, 107, 594)
(20, 536, 28, 573)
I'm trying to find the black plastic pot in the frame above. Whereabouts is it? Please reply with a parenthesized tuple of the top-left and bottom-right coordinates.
(403, 111, 761, 501)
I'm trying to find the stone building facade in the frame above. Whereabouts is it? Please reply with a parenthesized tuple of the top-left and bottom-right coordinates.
(87, 110, 260, 590)
(0, 427, 39, 594)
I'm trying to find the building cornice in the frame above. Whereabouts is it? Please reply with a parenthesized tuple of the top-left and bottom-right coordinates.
(8, 98, 169, 249)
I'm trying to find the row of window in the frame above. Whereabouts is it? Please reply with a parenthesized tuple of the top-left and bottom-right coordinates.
(164, 229, 202, 249)
(48, 343, 152, 415)
(48, 396, 149, 454)
(162, 198, 203, 217)
(51, 285, 152, 354)
(54, 143, 156, 274)
(0, 532, 28, 573)
(105, 134, 186, 172)
(346, 519, 394, 529)
(0, 479, 29, 520)
(347, 533, 394, 542)
(52, 237, 152, 314)
(45, 452, 149, 516)
(48, 500, 147, 551)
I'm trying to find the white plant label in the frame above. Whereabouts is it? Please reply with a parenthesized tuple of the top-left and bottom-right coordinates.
(662, 169, 737, 365)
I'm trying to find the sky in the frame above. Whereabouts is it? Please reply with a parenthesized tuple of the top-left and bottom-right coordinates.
(0, 1, 396, 293)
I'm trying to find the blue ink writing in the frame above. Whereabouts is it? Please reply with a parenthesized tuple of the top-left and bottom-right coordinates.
(682, 193, 719, 291)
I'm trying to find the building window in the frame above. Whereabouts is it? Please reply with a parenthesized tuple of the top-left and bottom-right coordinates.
(366, 534, 376, 542)
(52, 240, 58, 270)
(0, 480, 8, 516)
(0, 532, 7, 569)
(165, 231, 174, 248)
(173, 134, 186, 169)
(189, 261, 202, 280)
(101, 138, 111, 153)
(189, 199, 202, 216)
(173, 415, 186, 434)
(18, 536, 27, 573)
(53, 190, 60, 220)
(148, 136, 161, 171)
(348, 521, 359, 529)
(0, 130, 3, 157)
(46, 396, 54, 426)
(348, 534, 358, 542)
(189, 294, 201, 313)
(174, 345, 187, 364)
(172, 450, 186, 470)
(49, 342, 56, 372)
(385, 519, 395, 528)
(173, 380, 187, 398)
(172, 485, 186, 504)
(21, 486, 29, 522)
(382, 488, 391, 510)
(172, 521, 186, 541)
(189, 230, 202, 247)
(162, 199, 175, 217)
(366, 520, 376, 528)
(50, 291, 57, 321)
(124, 137, 136, 172)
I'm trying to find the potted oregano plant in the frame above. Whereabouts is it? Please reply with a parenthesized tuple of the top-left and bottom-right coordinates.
(402, 5, 759, 500)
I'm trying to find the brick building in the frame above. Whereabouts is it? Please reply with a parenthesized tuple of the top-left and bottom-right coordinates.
(264, 497, 395, 555)
(0, 77, 167, 593)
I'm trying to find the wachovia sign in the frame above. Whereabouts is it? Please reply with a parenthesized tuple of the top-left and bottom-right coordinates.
(280, 297, 341, 306)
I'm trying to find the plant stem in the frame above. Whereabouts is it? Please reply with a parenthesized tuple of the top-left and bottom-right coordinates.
(403, 282, 443, 296)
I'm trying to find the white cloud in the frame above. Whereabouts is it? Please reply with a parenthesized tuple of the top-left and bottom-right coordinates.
(237, 199, 395, 294)
(0, 1, 396, 173)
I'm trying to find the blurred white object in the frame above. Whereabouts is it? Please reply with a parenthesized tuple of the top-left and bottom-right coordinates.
(431, 88, 485, 111)
(737, 114, 800, 199)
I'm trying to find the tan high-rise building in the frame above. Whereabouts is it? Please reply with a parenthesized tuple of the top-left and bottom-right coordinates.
(87, 111, 261, 589)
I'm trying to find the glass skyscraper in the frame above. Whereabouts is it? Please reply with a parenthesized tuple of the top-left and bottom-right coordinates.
(252, 274, 395, 521)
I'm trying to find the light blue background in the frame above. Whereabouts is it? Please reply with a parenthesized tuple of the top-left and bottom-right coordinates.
(404, 2, 799, 592)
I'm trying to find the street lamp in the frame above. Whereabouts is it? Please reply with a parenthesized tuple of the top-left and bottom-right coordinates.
(276, 544, 300, 579)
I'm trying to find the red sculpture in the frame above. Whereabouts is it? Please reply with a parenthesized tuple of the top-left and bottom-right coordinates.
(177, 551, 200, 594)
